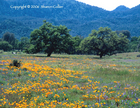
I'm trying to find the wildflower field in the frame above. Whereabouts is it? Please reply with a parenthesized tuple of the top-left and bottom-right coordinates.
(0, 52, 140, 108)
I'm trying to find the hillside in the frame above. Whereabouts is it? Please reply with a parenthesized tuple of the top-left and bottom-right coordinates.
(113, 5, 130, 12)
(0, 16, 33, 39)
(3, 0, 108, 20)
(0, 0, 11, 15)
(0, 0, 140, 39)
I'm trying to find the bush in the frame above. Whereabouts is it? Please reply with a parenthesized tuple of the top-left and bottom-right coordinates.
(24, 44, 36, 54)
(137, 55, 140, 57)
(9, 60, 21, 67)
(0, 41, 13, 51)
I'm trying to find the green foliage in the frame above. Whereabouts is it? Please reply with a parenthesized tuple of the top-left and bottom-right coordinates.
(1, 32, 21, 50)
(62, 35, 83, 54)
(18, 37, 30, 51)
(0, 80, 6, 85)
(116, 30, 131, 39)
(131, 36, 138, 42)
(80, 27, 129, 58)
(72, 36, 83, 54)
(24, 44, 36, 54)
(0, 19, 32, 40)
(79, 36, 94, 54)
(2, 32, 16, 46)
(128, 36, 140, 52)
(0, 41, 13, 51)
(26, 20, 72, 56)
(138, 36, 140, 41)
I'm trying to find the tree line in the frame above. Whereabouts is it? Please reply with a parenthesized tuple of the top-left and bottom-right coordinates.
(0, 32, 30, 52)
(0, 20, 140, 58)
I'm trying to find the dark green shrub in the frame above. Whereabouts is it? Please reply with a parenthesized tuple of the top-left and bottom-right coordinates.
(9, 60, 21, 67)
(0, 41, 13, 51)
(137, 55, 140, 57)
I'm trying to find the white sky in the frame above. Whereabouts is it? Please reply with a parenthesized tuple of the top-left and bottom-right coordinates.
(76, 0, 140, 11)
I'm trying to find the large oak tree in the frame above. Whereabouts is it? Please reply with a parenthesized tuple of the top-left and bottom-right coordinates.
(26, 20, 72, 56)
(80, 27, 129, 58)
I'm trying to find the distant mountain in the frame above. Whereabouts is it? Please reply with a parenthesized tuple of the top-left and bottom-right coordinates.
(125, 4, 140, 16)
(0, 16, 33, 39)
(113, 5, 130, 12)
(2, 0, 109, 21)
(0, 0, 11, 15)
(0, 0, 140, 39)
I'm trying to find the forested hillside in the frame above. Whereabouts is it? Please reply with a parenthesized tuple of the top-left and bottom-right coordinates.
(0, 0, 140, 39)
(113, 5, 130, 12)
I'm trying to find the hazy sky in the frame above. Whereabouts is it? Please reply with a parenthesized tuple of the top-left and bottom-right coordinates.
(76, 0, 140, 11)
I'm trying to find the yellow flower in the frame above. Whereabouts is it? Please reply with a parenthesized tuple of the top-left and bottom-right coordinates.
(95, 103, 99, 107)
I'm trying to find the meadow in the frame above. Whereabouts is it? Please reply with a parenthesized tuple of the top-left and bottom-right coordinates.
(0, 52, 140, 108)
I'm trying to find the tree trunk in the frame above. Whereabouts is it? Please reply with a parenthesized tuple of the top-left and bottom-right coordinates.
(135, 41, 140, 52)
(100, 55, 102, 58)
(47, 49, 54, 57)
(100, 53, 103, 58)
(47, 52, 52, 57)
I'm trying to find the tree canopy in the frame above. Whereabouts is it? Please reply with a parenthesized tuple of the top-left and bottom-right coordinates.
(25, 20, 72, 56)
(2, 32, 16, 46)
(80, 27, 129, 58)
(116, 30, 131, 39)
(0, 41, 13, 51)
